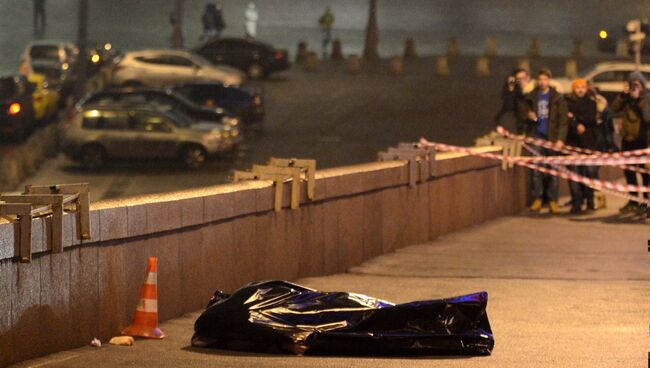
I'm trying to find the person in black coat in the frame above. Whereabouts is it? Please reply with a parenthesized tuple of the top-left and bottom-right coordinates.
(565, 79, 598, 213)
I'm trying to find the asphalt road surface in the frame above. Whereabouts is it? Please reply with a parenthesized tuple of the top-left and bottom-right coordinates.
(10, 56, 611, 202)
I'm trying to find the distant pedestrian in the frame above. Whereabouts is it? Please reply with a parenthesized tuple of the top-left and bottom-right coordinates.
(565, 79, 598, 214)
(519, 68, 568, 214)
(495, 73, 519, 133)
(33, 0, 46, 35)
(201, 3, 225, 41)
(244, 2, 258, 39)
(318, 7, 334, 59)
(611, 71, 650, 214)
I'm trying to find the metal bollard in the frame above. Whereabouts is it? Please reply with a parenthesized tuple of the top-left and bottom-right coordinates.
(404, 38, 417, 59)
(447, 37, 460, 57)
(331, 39, 343, 61)
(485, 36, 497, 57)
(436, 56, 449, 76)
(565, 58, 577, 79)
(476, 56, 490, 77)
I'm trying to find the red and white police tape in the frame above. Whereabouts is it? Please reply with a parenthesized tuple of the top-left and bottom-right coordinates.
(418, 138, 650, 205)
(496, 126, 650, 175)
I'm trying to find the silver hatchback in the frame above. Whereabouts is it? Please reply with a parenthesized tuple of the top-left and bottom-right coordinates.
(62, 104, 240, 169)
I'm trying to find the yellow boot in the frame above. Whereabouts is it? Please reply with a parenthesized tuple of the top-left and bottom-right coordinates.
(529, 198, 542, 212)
(549, 200, 560, 214)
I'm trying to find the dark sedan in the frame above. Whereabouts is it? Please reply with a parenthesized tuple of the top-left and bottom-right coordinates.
(194, 37, 289, 79)
(0, 76, 36, 141)
(171, 82, 264, 123)
(79, 88, 240, 128)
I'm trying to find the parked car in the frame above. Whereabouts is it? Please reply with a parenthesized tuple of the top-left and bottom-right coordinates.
(171, 82, 264, 123)
(0, 75, 36, 140)
(28, 73, 61, 122)
(63, 104, 240, 169)
(194, 37, 289, 79)
(79, 88, 240, 128)
(20, 40, 78, 75)
(555, 61, 650, 101)
(30, 60, 75, 98)
(111, 49, 245, 87)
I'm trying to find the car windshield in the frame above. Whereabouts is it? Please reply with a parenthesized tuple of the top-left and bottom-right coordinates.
(160, 107, 194, 128)
(30, 45, 60, 60)
(0, 78, 17, 98)
(32, 66, 63, 80)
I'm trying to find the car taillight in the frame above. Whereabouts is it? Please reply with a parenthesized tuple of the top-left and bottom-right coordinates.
(274, 51, 284, 60)
(8, 103, 21, 115)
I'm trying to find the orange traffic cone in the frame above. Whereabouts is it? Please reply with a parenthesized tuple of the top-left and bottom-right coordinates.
(122, 257, 165, 339)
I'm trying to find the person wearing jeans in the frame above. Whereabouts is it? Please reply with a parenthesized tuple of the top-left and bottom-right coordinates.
(519, 69, 568, 214)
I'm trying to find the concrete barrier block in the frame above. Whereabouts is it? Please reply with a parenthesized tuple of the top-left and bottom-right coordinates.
(179, 228, 205, 312)
(233, 188, 259, 218)
(146, 200, 182, 234)
(338, 196, 364, 270)
(81, 210, 100, 244)
(124, 204, 147, 238)
(180, 197, 204, 228)
(405, 184, 430, 246)
(99, 206, 128, 242)
(122, 240, 147, 329)
(204, 191, 235, 223)
(380, 188, 407, 253)
(0, 222, 15, 259)
(98, 244, 127, 339)
(69, 246, 99, 347)
(62, 213, 78, 248)
(10, 258, 42, 363)
(231, 216, 258, 286)
(283, 211, 303, 278)
(253, 213, 272, 279)
(0, 260, 15, 367)
(39, 251, 73, 355)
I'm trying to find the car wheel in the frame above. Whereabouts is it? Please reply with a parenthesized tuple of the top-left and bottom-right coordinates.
(181, 145, 207, 169)
(80, 144, 107, 170)
(247, 64, 264, 80)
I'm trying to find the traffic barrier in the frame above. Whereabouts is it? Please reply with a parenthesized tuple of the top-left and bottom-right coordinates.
(565, 58, 577, 78)
(389, 56, 404, 76)
(347, 54, 362, 74)
(476, 56, 490, 77)
(496, 126, 650, 175)
(419, 138, 650, 204)
(528, 37, 541, 57)
(485, 37, 497, 57)
(447, 37, 460, 57)
(122, 257, 165, 339)
(436, 56, 450, 76)
(404, 38, 417, 59)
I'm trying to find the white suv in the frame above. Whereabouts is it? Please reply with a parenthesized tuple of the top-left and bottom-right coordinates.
(112, 49, 245, 88)
(555, 61, 650, 100)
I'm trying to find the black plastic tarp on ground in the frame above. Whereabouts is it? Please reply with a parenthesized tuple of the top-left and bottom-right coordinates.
(192, 280, 494, 356)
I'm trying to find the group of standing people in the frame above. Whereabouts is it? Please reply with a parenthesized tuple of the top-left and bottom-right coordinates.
(200, 2, 258, 41)
(496, 67, 648, 215)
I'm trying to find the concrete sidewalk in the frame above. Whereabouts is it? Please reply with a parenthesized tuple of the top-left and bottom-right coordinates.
(13, 196, 650, 368)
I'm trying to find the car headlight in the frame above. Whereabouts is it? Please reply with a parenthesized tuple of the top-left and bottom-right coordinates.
(231, 128, 239, 137)
(222, 116, 239, 127)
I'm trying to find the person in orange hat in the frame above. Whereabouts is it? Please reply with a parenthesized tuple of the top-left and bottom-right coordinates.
(565, 78, 598, 214)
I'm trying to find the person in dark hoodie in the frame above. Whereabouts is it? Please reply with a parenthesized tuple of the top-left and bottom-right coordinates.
(519, 68, 568, 214)
(611, 71, 650, 214)
(565, 79, 599, 214)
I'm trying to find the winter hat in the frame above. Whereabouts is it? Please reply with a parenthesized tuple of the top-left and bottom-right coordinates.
(571, 78, 588, 92)
(628, 71, 648, 91)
